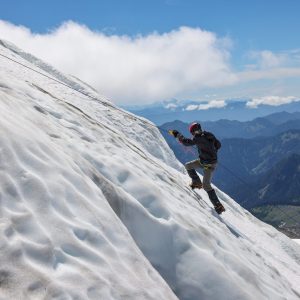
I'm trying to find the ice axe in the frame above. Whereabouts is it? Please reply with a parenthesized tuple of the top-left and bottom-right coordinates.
(168, 130, 179, 137)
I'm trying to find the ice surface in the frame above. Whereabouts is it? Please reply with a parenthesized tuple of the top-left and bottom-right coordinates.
(0, 40, 300, 300)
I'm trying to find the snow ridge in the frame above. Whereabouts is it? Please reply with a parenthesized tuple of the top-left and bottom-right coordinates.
(0, 40, 300, 300)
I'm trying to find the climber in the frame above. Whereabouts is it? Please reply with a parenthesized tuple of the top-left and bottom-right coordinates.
(169, 122, 225, 214)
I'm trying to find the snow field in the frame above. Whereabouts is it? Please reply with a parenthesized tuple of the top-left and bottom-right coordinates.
(0, 43, 178, 300)
(0, 40, 300, 300)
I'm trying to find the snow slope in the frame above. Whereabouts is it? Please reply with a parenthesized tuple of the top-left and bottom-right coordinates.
(0, 40, 300, 300)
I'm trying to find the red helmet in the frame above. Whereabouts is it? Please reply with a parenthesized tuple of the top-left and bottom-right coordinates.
(189, 122, 202, 134)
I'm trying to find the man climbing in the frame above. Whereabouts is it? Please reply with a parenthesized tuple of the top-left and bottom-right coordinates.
(169, 122, 225, 214)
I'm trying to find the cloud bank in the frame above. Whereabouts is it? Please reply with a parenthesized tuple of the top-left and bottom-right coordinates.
(185, 100, 227, 110)
(246, 96, 299, 108)
(0, 20, 237, 104)
(0, 20, 299, 106)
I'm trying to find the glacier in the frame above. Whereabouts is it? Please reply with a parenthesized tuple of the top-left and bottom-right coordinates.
(0, 40, 299, 300)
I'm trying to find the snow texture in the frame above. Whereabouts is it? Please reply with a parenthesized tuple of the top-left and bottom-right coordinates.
(0, 40, 300, 300)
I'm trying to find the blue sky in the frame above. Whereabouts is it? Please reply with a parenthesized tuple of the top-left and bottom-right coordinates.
(1, 0, 300, 106)
(2, 0, 300, 48)
(2, 0, 300, 49)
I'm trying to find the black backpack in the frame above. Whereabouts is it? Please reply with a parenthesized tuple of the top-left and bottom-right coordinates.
(203, 131, 221, 151)
(214, 138, 221, 150)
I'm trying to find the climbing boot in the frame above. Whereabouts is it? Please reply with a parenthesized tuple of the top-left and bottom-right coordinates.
(189, 181, 203, 190)
(207, 189, 225, 214)
(214, 203, 226, 214)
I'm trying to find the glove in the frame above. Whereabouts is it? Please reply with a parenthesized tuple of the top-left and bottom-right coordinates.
(168, 130, 180, 138)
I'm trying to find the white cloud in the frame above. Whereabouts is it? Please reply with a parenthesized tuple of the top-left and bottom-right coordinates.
(185, 104, 199, 111)
(185, 99, 227, 110)
(239, 67, 300, 81)
(0, 20, 237, 104)
(164, 103, 178, 110)
(1, 20, 300, 106)
(246, 96, 299, 108)
(249, 50, 286, 69)
(240, 49, 300, 83)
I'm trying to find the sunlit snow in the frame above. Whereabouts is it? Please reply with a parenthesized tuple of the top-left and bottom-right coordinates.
(0, 40, 299, 300)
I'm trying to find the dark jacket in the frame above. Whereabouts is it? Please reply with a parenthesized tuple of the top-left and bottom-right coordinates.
(178, 131, 221, 164)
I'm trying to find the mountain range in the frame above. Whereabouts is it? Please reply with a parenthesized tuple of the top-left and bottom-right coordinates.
(160, 111, 300, 139)
(159, 115, 300, 236)
(217, 131, 300, 206)
(237, 153, 300, 207)
(124, 99, 300, 125)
